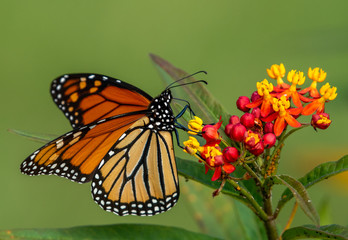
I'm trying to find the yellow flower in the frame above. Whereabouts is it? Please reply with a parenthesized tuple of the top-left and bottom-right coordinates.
(320, 83, 337, 101)
(267, 63, 286, 79)
(308, 67, 327, 82)
(302, 83, 337, 115)
(272, 96, 290, 117)
(201, 145, 222, 167)
(188, 116, 203, 135)
(183, 136, 202, 155)
(257, 79, 274, 97)
(267, 63, 288, 88)
(278, 70, 306, 108)
(287, 70, 305, 91)
(300, 67, 327, 98)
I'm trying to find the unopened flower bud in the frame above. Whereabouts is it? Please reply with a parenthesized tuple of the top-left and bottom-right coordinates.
(202, 118, 222, 146)
(223, 147, 239, 162)
(263, 133, 276, 148)
(224, 123, 234, 137)
(249, 142, 265, 156)
(236, 96, 251, 112)
(229, 115, 240, 125)
(231, 123, 246, 142)
(251, 91, 261, 102)
(264, 122, 274, 133)
(240, 113, 255, 129)
(311, 113, 331, 130)
(251, 108, 261, 119)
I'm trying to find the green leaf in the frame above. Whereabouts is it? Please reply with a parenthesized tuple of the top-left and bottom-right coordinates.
(233, 200, 268, 240)
(276, 155, 348, 216)
(282, 224, 348, 240)
(8, 128, 56, 143)
(266, 175, 320, 226)
(0, 224, 221, 240)
(177, 157, 249, 205)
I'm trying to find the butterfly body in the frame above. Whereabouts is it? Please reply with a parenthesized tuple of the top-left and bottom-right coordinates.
(21, 74, 181, 216)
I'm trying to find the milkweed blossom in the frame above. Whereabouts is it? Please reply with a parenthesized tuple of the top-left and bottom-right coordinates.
(183, 63, 337, 182)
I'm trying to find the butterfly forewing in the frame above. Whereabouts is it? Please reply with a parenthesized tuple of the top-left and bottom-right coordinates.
(91, 116, 179, 216)
(51, 74, 152, 128)
(21, 112, 147, 183)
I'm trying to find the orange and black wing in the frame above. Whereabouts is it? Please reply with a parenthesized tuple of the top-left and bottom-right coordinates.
(51, 74, 152, 128)
(21, 112, 147, 183)
(91, 116, 179, 216)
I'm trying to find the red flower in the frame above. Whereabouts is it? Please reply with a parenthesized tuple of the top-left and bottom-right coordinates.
(202, 117, 222, 146)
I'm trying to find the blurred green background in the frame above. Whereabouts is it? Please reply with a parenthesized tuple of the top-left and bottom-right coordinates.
(1, 0, 347, 236)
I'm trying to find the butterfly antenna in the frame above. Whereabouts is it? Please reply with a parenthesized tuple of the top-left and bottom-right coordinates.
(168, 80, 208, 90)
(165, 71, 207, 90)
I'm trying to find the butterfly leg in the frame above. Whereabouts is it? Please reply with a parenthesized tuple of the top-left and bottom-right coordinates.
(174, 128, 184, 149)
(173, 98, 196, 118)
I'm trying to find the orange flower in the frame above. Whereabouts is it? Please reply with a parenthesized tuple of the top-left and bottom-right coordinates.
(262, 96, 302, 136)
(302, 83, 337, 115)
(246, 79, 275, 117)
(278, 70, 310, 108)
(299, 67, 327, 98)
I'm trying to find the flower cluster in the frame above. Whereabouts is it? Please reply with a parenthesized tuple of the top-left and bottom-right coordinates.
(183, 63, 337, 182)
(184, 117, 237, 181)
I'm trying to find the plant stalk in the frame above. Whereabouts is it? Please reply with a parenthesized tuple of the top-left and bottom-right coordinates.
(263, 196, 279, 240)
(226, 179, 268, 221)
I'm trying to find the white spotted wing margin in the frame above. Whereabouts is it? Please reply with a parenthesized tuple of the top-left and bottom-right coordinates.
(91, 116, 179, 216)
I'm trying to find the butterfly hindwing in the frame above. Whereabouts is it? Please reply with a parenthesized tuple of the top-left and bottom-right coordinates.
(51, 74, 152, 128)
(21, 112, 147, 183)
(91, 116, 179, 216)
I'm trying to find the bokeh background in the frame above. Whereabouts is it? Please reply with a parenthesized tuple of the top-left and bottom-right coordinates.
(1, 0, 347, 237)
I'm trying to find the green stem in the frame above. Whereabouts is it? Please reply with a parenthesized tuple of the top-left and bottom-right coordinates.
(226, 178, 268, 221)
(262, 178, 279, 240)
(242, 162, 263, 185)
(263, 196, 279, 240)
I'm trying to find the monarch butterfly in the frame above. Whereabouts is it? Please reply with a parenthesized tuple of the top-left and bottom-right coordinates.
(21, 72, 205, 216)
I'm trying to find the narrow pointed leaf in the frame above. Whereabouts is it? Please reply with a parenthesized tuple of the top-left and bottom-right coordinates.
(0, 224, 221, 240)
(276, 155, 348, 216)
(266, 175, 320, 226)
(282, 224, 348, 240)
